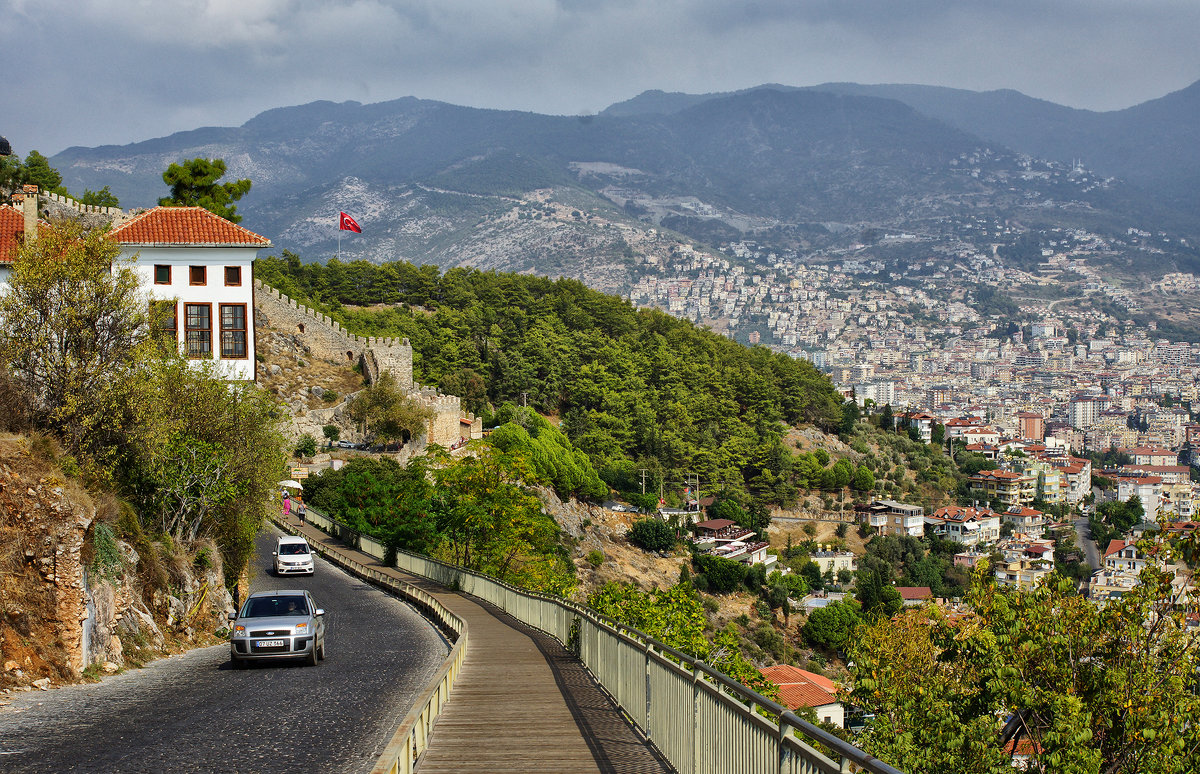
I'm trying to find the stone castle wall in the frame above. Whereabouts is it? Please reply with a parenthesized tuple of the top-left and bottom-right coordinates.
(256, 281, 480, 446)
(254, 280, 414, 381)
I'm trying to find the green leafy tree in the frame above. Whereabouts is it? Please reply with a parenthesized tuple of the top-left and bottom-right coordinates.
(294, 433, 317, 458)
(80, 186, 120, 207)
(851, 463, 876, 491)
(801, 599, 862, 652)
(322, 424, 340, 445)
(159, 158, 252, 223)
(348, 372, 434, 445)
(627, 518, 676, 552)
(693, 553, 748, 593)
(855, 563, 902, 619)
(850, 566, 1200, 773)
(432, 444, 574, 594)
(20, 150, 66, 195)
(588, 582, 778, 700)
(0, 221, 153, 461)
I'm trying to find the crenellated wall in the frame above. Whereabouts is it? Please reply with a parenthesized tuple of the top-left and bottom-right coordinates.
(254, 280, 414, 381)
(256, 280, 477, 447)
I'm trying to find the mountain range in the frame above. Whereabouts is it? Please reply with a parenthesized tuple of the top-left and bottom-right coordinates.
(47, 80, 1200, 284)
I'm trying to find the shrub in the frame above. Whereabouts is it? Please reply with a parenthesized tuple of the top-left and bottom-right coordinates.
(586, 549, 605, 567)
(294, 434, 317, 458)
(627, 518, 675, 552)
(322, 390, 339, 403)
(694, 554, 748, 593)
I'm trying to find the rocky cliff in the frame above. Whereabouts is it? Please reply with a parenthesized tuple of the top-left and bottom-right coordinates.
(0, 435, 235, 693)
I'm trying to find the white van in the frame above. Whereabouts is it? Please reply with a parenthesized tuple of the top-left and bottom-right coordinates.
(273, 535, 315, 576)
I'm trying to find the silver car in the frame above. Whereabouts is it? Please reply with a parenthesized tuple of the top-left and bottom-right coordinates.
(229, 589, 327, 667)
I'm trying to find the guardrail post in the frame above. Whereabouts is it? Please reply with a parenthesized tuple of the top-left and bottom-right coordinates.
(692, 661, 703, 774)
(644, 638, 652, 737)
(777, 716, 787, 774)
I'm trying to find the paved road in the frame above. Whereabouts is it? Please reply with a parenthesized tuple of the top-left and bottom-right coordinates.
(0, 528, 449, 773)
(1075, 514, 1102, 571)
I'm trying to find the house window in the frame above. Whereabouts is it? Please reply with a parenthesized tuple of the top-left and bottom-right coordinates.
(185, 303, 212, 358)
(220, 304, 247, 359)
(151, 301, 177, 344)
(154, 265, 171, 285)
(189, 266, 207, 286)
(225, 266, 242, 286)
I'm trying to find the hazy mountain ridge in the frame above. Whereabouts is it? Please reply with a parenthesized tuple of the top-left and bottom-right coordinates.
(47, 82, 1200, 281)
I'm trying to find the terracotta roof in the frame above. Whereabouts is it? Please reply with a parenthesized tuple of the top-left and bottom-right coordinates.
(0, 205, 23, 264)
(694, 519, 735, 531)
(108, 206, 271, 247)
(897, 586, 933, 600)
(760, 665, 838, 711)
(1104, 539, 1129, 558)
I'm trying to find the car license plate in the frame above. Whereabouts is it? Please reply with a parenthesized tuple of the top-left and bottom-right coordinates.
(257, 639, 285, 647)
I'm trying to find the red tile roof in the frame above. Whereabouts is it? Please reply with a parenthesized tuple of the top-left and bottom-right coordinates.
(0, 205, 24, 264)
(897, 586, 933, 601)
(760, 665, 838, 711)
(109, 206, 271, 247)
(1103, 539, 1128, 558)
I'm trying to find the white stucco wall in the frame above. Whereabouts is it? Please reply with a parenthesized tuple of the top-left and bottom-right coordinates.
(120, 246, 258, 381)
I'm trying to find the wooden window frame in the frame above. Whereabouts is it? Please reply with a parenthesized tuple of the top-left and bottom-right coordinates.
(224, 266, 242, 286)
(219, 303, 248, 360)
(152, 301, 177, 344)
(189, 265, 207, 286)
(184, 302, 212, 359)
(154, 265, 171, 285)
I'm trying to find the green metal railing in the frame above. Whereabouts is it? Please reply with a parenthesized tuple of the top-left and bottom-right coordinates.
(298, 507, 903, 774)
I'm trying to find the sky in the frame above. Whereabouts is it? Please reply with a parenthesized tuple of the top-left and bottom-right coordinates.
(3, 0, 1199, 157)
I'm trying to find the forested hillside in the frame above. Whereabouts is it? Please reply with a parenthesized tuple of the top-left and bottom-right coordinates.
(256, 253, 847, 505)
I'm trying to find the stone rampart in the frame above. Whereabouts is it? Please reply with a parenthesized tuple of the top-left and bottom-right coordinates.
(254, 280, 414, 382)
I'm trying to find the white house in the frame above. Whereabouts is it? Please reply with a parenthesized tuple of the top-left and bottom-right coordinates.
(2, 190, 269, 382)
(108, 207, 271, 381)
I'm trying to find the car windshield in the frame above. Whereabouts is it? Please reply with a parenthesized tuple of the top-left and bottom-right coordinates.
(279, 543, 310, 556)
(243, 595, 309, 617)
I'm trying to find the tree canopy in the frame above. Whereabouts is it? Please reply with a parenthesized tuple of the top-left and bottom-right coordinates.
(159, 158, 252, 223)
(255, 253, 849, 508)
(849, 565, 1200, 773)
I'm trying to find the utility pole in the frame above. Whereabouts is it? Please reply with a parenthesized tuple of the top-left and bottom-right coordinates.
(639, 468, 648, 495)
(520, 391, 529, 407)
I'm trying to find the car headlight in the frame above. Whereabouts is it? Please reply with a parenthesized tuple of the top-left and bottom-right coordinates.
(234, 625, 245, 635)
(294, 623, 309, 633)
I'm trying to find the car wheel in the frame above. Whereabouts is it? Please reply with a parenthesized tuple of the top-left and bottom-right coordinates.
(317, 640, 326, 661)
(306, 647, 319, 666)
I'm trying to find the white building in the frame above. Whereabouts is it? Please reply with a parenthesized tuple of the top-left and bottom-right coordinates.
(2, 193, 269, 382)
(109, 207, 270, 381)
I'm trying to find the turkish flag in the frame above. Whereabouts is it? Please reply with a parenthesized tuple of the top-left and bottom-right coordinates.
(339, 212, 362, 233)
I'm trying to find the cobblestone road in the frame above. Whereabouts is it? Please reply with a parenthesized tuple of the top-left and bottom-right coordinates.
(0, 528, 449, 773)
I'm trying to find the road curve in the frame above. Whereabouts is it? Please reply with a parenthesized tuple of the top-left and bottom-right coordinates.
(0, 527, 449, 773)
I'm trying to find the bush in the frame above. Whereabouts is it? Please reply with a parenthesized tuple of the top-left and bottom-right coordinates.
(586, 550, 605, 567)
(627, 518, 675, 552)
(321, 390, 339, 403)
(694, 554, 748, 593)
(294, 434, 317, 458)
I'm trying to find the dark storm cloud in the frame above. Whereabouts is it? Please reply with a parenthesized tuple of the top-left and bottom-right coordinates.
(1, 0, 1196, 156)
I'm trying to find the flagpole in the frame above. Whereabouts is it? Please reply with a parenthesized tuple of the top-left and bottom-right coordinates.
(337, 228, 341, 261)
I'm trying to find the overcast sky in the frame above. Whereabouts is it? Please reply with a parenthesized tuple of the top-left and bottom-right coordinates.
(3, 0, 1198, 157)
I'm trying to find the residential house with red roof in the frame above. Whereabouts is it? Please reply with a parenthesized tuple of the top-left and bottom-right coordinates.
(759, 665, 843, 727)
(926, 505, 1001, 547)
(3, 190, 269, 382)
(108, 206, 271, 381)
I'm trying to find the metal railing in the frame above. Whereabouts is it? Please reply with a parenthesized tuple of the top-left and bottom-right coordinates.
(298, 507, 903, 774)
(270, 514, 467, 774)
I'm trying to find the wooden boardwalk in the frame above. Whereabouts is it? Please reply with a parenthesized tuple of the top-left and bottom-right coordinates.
(287, 518, 674, 774)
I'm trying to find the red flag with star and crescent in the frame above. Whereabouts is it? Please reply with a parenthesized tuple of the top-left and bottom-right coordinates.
(339, 211, 362, 233)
